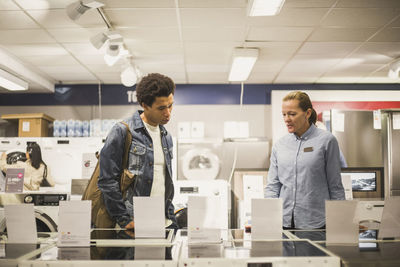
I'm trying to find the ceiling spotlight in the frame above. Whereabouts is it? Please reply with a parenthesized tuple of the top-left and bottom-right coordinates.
(0, 68, 28, 91)
(90, 32, 108, 50)
(103, 38, 125, 66)
(66, 0, 105, 21)
(121, 64, 138, 87)
(228, 47, 259, 82)
(388, 59, 400, 79)
(90, 31, 122, 50)
(248, 0, 286, 16)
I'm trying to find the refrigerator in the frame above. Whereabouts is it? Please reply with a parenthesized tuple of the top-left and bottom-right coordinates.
(381, 109, 400, 197)
(328, 109, 383, 168)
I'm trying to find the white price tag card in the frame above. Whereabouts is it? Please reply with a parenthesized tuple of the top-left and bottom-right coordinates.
(341, 174, 353, 200)
(326, 200, 359, 245)
(188, 196, 222, 243)
(134, 196, 164, 238)
(5, 204, 37, 243)
(57, 200, 91, 247)
(252, 198, 282, 240)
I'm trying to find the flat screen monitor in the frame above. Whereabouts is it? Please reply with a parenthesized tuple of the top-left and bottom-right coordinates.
(341, 167, 383, 198)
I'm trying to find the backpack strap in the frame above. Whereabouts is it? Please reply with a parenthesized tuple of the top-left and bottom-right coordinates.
(120, 121, 133, 170)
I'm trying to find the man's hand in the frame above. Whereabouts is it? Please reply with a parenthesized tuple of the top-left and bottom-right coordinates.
(125, 221, 135, 230)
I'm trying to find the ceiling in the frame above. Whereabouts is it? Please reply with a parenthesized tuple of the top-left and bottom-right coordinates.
(0, 0, 400, 93)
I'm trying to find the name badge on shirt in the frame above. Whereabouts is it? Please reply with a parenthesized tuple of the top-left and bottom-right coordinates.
(304, 147, 313, 152)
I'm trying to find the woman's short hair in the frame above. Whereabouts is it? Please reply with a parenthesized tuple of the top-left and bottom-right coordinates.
(136, 73, 175, 107)
(283, 91, 317, 125)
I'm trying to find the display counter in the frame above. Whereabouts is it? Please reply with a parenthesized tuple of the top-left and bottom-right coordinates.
(0, 229, 399, 267)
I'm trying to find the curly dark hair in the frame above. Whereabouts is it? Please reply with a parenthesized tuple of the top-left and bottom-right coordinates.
(136, 73, 175, 107)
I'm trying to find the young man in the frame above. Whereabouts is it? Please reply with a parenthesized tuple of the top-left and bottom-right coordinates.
(98, 73, 177, 229)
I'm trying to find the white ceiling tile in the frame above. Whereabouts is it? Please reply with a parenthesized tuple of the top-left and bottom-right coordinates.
(187, 72, 229, 83)
(246, 72, 277, 83)
(38, 65, 97, 81)
(336, 0, 400, 8)
(390, 15, 400, 27)
(48, 28, 107, 43)
(357, 77, 398, 83)
(182, 27, 246, 42)
(63, 43, 104, 56)
(309, 28, 377, 42)
(274, 75, 318, 83)
(184, 42, 240, 64)
(0, 0, 399, 88)
(321, 8, 398, 27)
(180, 8, 246, 27)
(186, 64, 228, 73)
(0, 11, 39, 29)
(255, 42, 302, 60)
(247, 8, 330, 27)
(0, 29, 55, 44)
(359, 42, 400, 59)
(87, 64, 121, 73)
(284, 0, 337, 8)
(21, 55, 79, 66)
(253, 60, 287, 73)
(317, 77, 361, 83)
(247, 27, 313, 42)
(104, 0, 175, 8)
(370, 27, 400, 42)
(106, 9, 178, 27)
(4, 43, 68, 56)
(76, 54, 109, 65)
(325, 64, 384, 76)
(15, 0, 74, 9)
(298, 42, 361, 56)
(178, 0, 246, 8)
(118, 27, 180, 42)
(27, 9, 105, 28)
(0, 0, 19, 10)
(282, 55, 342, 73)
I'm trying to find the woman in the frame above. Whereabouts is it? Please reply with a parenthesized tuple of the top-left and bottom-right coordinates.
(265, 91, 345, 229)
(1, 143, 55, 191)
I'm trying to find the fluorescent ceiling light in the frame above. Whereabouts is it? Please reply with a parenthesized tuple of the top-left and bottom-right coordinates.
(0, 69, 28, 91)
(228, 48, 259, 82)
(388, 59, 400, 79)
(66, 0, 105, 21)
(248, 0, 286, 16)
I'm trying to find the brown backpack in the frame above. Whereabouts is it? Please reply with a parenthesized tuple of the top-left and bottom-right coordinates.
(81, 121, 134, 228)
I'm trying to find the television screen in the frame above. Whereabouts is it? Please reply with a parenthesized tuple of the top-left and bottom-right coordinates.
(341, 172, 377, 192)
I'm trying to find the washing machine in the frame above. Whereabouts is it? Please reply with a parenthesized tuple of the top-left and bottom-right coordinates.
(173, 180, 230, 229)
(177, 138, 231, 181)
(0, 192, 69, 232)
(0, 137, 42, 154)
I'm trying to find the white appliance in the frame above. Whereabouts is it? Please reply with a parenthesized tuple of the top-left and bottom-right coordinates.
(177, 138, 228, 181)
(173, 180, 230, 229)
(40, 137, 104, 188)
(0, 192, 69, 232)
(0, 137, 42, 154)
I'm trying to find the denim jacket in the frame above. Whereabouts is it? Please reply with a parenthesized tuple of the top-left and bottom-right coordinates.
(98, 110, 176, 228)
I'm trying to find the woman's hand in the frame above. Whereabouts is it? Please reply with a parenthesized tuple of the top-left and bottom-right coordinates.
(1, 152, 6, 160)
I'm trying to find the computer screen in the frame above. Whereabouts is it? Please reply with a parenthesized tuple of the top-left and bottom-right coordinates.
(341, 172, 376, 192)
(340, 167, 383, 198)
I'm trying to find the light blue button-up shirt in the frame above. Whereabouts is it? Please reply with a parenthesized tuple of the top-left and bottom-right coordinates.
(265, 124, 345, 229)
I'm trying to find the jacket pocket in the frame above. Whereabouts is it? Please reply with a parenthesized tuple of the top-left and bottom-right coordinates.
(129, 143, 146, 174)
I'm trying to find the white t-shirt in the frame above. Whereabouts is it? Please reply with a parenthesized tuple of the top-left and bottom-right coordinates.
(143, 121, 172, 227)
